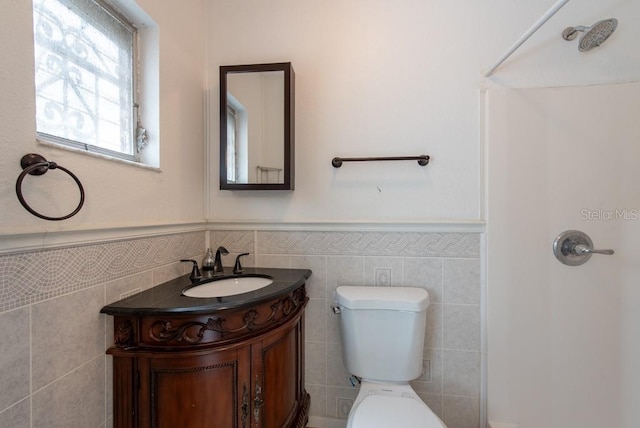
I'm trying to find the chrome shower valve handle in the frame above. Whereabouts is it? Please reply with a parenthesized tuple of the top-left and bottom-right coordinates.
(572, 244, 615, 256)
(553, 230, 615, 266)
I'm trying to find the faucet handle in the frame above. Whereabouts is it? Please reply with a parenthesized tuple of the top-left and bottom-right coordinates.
(233, 253, 250, 274)
(180, 259, 201, 281)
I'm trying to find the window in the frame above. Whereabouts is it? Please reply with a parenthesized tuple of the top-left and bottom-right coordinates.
(32, 0, 142, 162)
(226, 105, 238, 183)
(226, 94, 248, 183)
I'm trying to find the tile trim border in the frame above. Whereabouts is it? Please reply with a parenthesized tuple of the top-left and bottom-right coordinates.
(0, 231, 205, 313)
(2, 220, 485, 256)
(0, 221, 208, 255)
(209, 220, 485, 233)
(256, 231, 480, 258)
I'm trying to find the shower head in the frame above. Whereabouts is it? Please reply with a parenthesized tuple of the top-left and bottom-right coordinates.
(562, 18, 618, 52)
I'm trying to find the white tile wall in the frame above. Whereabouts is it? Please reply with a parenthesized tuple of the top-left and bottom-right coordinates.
(212, 229, 482, 428)
(0, 231, 204, 428)
(0, 232, 205, 312)
(0, 307, 30, 411)
(0, 228, 481, 428)
(0, 398, 30, 428)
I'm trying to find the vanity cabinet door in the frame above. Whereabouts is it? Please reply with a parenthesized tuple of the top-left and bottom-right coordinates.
(139, 346, 251, 428)
(251, 310, 305, 428)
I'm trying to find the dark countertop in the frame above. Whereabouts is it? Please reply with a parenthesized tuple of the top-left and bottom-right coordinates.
(101, 267, 312, 316)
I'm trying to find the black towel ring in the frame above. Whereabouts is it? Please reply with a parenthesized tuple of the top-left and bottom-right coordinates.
(15, 153, 85, 221)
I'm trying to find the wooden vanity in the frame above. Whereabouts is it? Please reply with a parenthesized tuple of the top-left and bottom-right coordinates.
(102, 268, 312, 428)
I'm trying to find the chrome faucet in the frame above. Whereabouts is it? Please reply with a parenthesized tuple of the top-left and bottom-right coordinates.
(213, 246, 228, 274)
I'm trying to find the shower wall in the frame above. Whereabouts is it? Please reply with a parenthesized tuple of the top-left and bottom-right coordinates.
(486, 82, 640, 427)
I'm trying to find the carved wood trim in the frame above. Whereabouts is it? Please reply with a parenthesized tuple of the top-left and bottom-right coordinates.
(293, 391, 311, 428)
(241, 382, 249, 428)
(147, 287, 307, 346)
(114, 319, 135, 348)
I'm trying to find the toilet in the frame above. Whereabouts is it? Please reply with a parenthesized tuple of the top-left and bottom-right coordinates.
(334, 286, 447, 428)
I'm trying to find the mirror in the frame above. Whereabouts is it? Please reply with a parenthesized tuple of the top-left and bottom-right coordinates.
(220, 62, 295, 190)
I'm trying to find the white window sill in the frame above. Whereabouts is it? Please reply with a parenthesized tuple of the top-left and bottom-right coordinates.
(37, 138, 161, 172)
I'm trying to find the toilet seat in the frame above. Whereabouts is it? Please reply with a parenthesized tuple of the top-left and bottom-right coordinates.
(348, 394, 446, 428)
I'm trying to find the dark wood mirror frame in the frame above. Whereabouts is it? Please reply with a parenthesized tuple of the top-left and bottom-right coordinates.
(219, 62, 295, 190)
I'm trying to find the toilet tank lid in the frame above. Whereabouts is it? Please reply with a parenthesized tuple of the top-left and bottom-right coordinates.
(336, 286, 429, 312)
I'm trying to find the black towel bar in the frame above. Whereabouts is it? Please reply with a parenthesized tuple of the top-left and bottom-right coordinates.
(331, 155, 430, 168)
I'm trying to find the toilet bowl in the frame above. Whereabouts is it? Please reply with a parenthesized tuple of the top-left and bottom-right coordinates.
(346, 382, 446, 428)
(335, 286, 447, 428)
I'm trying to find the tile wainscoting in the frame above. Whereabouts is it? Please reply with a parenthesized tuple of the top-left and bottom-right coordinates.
(212, 229, 483, 428)
(0, 226, 483, 428)
(0, 231, 205, 428)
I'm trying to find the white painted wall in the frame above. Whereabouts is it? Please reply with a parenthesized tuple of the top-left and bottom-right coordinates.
(207, 0, 484, 222)
(0, 3, 207, 426)
(206, 0, 640, 223)
(0, 0, 206, 238)
(3, 1, 637, 229)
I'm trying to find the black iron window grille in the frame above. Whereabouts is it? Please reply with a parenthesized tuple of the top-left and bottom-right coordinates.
(32, 0, 138, 161)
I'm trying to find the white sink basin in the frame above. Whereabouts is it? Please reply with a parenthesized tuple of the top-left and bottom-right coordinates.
(183, 276, 273, 298)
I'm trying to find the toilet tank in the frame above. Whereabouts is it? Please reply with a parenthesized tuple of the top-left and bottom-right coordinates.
(335, 286, 430, 382)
